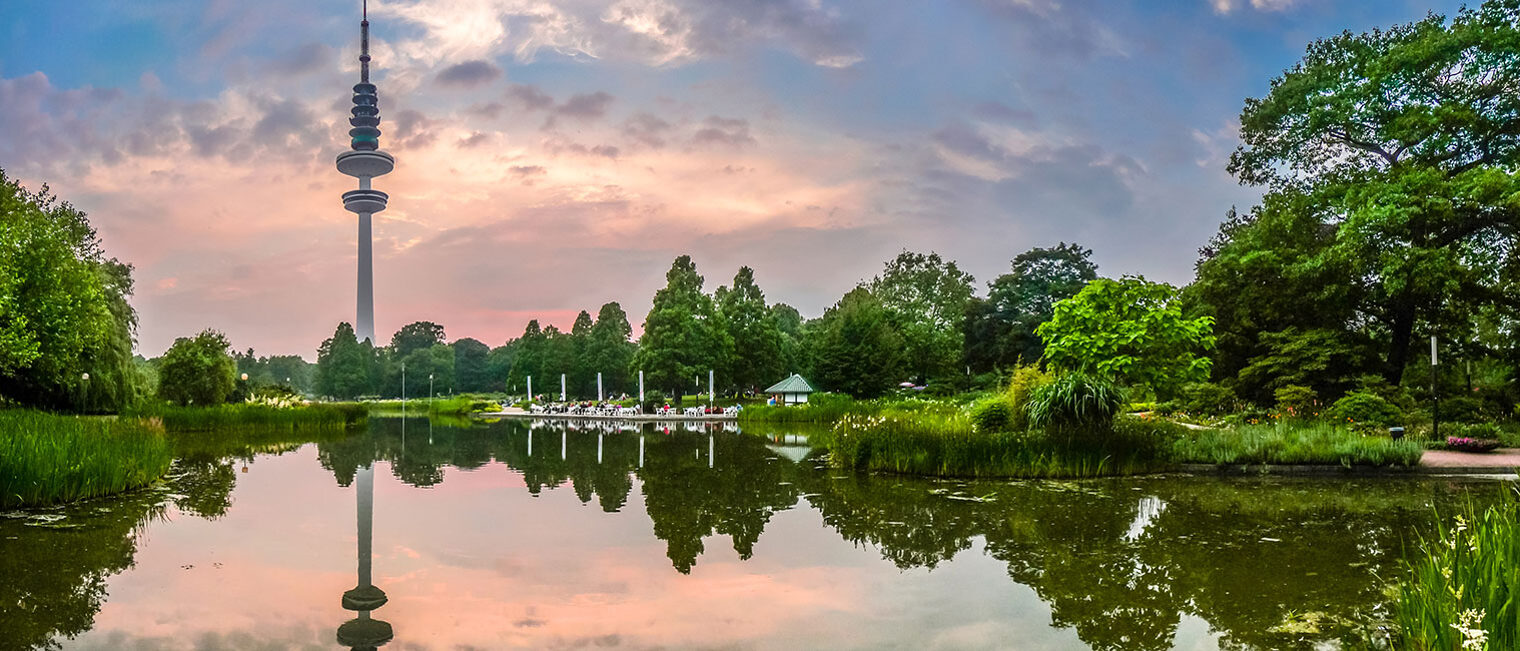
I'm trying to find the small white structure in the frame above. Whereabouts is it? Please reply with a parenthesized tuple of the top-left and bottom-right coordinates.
(764, 374, 815, 405)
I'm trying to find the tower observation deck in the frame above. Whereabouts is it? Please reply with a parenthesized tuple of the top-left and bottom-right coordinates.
(337, 0, 393, 344)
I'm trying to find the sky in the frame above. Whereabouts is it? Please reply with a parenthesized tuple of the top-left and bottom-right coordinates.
(0, 0, 1468, 358)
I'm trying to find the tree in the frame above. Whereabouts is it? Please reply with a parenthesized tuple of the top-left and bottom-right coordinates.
(586, 302, 635, 396)
(569, 310, 596, 397)
(809, 288, 906, 398)
(157, 329, 236, 406)
(716, 267, 785, 392)
(866, 251, 974, 381)
(316, 322, 371, 400)
(0, 169, 142, 411)
(452, 338, 491, 393)
(389, 321, 446, 359)
(633, 256, 731, 397)
(1037, 277, 1215, 399)
(967, 243, 1098, 372)
(486, 343, 515, 393)
(1229, 1, 1520, 383)
(506, 320, 544, 397)
(401, 343, 454, 397)
(770, 303, 805, 379)
(540, 325, 576, 398)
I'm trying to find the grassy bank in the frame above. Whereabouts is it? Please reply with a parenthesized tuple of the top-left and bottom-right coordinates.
(151, 403, 368, 432)
(0, 411, 173, 509)
(369, 396, 502, 416)
(1384, 484, 1519, 650)
(1170, 421, 1422, 467)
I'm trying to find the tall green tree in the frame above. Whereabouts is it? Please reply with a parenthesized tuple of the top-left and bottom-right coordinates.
(158, 329, 236, 406)
(809, 288, 906, 398)
(1038, 277, 1215, 399)
(770, 303, 805, 379)
(452, 338, 491, 393)
(390, 321, 446, 359)
(401, 343, 455, 397)
(633, 256, 731, 397)
(716, 267, 785, 392)
(541, 325, 576, 397)
(1229, 0, 1520, 383)
(507, 320, 544, 397)
(587, 302, 635, 396)
(487, 343, 515, 393)
(316, 322, 371, 400)
(0, 169, 142, 411)
(866, 251, 974, 381)
(569, 310, 596, 397)
(966, 243, 1098, 372)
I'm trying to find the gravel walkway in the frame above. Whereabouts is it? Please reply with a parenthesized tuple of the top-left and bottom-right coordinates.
(1421, 448, 1520, 468)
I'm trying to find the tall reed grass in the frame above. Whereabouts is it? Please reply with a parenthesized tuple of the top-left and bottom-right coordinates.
(1385, 484, 1520, 650)
(152, 403, 367, 432)
(1169, 421, 1422, 467)
(0, 410, 172, 508)
(829, 411, 1174, 478)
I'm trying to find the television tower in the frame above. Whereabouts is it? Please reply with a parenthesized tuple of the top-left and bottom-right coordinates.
(336, 0, 393, 344)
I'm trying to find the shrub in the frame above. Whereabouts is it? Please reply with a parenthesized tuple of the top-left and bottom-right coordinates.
(1026, 372, 1126, 431)
(1274, 384, 1317, 415)
(1327, 391, 1403, 427)
(1002, 365, 1053, 430)
(641, 390, 667, 413)
(1438, 395, 1485, 423)
(969, 398, 1013, 433)
(1178, 382, 1236, 415)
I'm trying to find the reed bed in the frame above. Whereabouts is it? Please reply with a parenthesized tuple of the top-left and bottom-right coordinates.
(1385, 485, 1520, 650)
(153, 403, 367, 432)
(0, 410, 173, 509)
(828, 411, 1172, 478)
(1169, 421, 1422, 467)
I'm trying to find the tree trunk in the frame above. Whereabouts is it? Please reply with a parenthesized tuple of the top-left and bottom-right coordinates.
(1383, 299, 1417, 385)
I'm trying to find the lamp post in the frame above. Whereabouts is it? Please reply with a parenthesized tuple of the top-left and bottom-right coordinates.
(428, 374, 434, 410)
(400, 364, 406, 419)
(81, 372, 89, 412)
(1431, 335, 1440, 440)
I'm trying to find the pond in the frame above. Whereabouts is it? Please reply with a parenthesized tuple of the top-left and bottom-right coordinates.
(1, 417, 1511, 650)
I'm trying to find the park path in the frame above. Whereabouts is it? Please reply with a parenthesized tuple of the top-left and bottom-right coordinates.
(1421, 448, 1520, 469)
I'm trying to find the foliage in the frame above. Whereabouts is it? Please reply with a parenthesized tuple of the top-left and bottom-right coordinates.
(969, 398, 1012, 433)
(1038, 276, 1215, 399)
(586, 302, 636, 396)
(1326, 391, 1403, 427)
(737, 392, 870, 424)
(1025, 372, 1127, 432)
(452, 338, 492, 393)
(1229, 0, 1520, 385)
(0, 169, 143, 412)
(808, 287, 906, 398)
(716, 267, 785, 393)
(1388, 485, 1520, 651)
(965, 243, 1098, 373)
(390, 321, 445, 356)
(1235, 327, 1375, 405)
(1273, 384, 1318, 415)
(632, 256, 732, 397)
(1003, 364, 1053, 431)
(866, 251, 974, 382)
(0, 410, 171, 508)
(1179, 382, 1237, 416)
(157, 329, 236, 406)
(1169, 422, 1422, 467)
(315, 323, 372, 400)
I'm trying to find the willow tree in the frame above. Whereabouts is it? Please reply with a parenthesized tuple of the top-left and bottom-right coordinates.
(1229, 0, 1520, 383)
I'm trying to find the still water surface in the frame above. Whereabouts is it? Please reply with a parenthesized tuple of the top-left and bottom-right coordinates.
(1, 417, 1510, 650)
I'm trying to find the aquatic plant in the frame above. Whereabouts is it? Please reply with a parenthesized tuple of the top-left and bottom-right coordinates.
(1025, 372, 1126, 431)
(0, 410, 172, 508)
(1387, 484, 1520, 650)
(150, 403, 367, 432)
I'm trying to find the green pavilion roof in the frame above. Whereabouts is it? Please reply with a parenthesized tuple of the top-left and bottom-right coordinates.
(764, 374, 815, 394)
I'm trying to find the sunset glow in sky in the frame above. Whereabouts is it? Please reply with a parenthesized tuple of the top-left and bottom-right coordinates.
(0, 0, 1464, 357)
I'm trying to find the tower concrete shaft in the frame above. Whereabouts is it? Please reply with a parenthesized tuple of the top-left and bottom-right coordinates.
(338, 1, 393, 344)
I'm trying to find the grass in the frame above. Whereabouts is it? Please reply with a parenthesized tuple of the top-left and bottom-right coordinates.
(370, 395, 502, 415)
(1169, 420, 1423, 467)
(828, 411, 1180, 478)
(0, 410, 173, 509)
(151, 402, 368, 432)
(1384, 484, 1520, 650)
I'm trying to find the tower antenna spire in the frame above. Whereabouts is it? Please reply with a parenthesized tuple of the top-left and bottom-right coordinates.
(360, 1, 371, 83)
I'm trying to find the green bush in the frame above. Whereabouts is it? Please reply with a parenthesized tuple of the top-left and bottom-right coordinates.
(1274, 384, 1317, 415)
(1327, 391, 1403, 427)
(969, 398, 1012, 433)
(1026, 372, 1126, 431)
(1438, 395, 1485, 423)
(1180, 382, 1237, 415)
(1002, 364, 1053, 430)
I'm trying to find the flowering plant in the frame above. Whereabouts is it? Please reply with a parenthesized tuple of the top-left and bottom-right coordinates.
(1446, 436, 1501, 453)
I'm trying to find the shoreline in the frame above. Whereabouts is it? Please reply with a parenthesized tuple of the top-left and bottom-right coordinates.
(476, 408, 738, 422)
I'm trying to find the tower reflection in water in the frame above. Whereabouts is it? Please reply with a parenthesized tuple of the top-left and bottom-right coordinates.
(337, 462, 391, 649)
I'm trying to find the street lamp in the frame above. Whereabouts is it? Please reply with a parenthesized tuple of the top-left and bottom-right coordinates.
(428, 374, 434, 409)
(81, 372, 89, 412)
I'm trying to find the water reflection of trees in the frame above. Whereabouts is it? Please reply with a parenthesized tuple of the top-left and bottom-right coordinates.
(0, 456, 238, 650)
(800, 473, 1497, 650)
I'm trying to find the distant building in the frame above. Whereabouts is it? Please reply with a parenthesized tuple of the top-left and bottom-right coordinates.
(764, 374, 815, 405)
